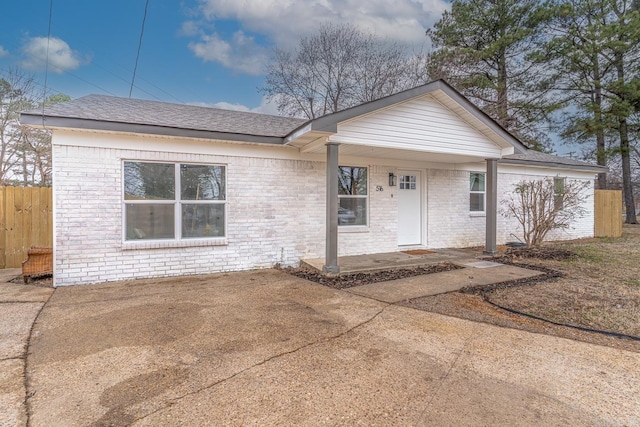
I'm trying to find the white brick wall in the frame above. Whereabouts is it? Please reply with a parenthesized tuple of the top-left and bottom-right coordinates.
(53, 144, 401, 286)
(426, 168, 595, 248)
(338, 165, 398, 256)
(496, 172, 595, 245)
(54, 145, 328, 285)
(53, 137, 596, 286)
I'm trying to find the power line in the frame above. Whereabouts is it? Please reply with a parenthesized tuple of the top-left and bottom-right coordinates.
(130, 0, 150, 98)
(42, 0, 54, 125)
(0, 67, 66, 97)
(62, 69, 119, 96)
(37, 13, 182, 102)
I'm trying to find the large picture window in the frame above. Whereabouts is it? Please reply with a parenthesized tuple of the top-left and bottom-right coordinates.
(124, 162, 226, 241)
(338, 166, 367, 226)
(470, 172, 485, 212)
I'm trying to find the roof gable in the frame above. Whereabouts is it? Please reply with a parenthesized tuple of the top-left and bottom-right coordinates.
(327, 93, 509, 159)
(287, 80, 528, 155)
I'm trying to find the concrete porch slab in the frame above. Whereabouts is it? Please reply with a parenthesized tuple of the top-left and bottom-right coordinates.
(345, 264, 543, 303)
(463, 261, 504, 268)
(301, 248, 478, 274)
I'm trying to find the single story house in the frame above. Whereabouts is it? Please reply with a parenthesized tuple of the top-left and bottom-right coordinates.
(21, 80, 604, 287)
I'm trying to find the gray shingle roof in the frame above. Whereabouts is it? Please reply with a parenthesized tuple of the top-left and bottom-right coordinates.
(502, 151, 606, 172)
(21, 91, 604, 172)
(26, 94, 307, 138)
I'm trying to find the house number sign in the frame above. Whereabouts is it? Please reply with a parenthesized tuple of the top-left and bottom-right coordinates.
(375, 185, 384, 192)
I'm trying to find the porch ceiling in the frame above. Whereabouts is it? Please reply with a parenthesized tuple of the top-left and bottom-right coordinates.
(301, 140, 488, 164)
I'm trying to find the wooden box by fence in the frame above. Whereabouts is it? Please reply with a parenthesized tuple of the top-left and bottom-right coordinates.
(0, 186, 53, 268)
(594, 189, 622, 238)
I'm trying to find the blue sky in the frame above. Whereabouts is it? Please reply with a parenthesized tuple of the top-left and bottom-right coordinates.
(0, 0, 447, 114)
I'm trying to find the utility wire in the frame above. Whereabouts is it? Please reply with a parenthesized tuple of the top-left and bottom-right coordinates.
(130, 0, 150, 98)
(63, 69, 118, 96)
(42, 0, 54, 126)
(0, 67, 65, 97)
(45, 19, 184, 102)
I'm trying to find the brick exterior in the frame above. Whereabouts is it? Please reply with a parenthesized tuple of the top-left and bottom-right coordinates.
(53, 141, 595, 286)
(426, 169, 595, 248)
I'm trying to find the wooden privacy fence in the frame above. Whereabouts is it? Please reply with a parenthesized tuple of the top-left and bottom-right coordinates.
(594, 189, 622, 238)
(0, 186, 53, 268)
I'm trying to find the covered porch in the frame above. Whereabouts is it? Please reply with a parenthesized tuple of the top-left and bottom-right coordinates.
(284, 81, 527, 275)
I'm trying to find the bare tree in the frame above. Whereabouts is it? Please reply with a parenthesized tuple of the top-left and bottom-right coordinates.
(500, 178, 591, 246)
(0, 69, 69, 186)
(0, 69, 37, 184)
(261, 23, 428, 119)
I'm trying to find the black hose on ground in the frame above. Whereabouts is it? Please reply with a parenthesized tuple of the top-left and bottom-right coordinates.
(481, 291, 640, 342)
(461, 257, 640, 342)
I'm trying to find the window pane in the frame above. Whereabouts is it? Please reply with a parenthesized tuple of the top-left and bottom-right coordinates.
(124, 162, 175, 200)
(554, 178, 566, 210)
(339, 198, 367, 226)
(470, 173, 485, 192)
(554, 177, 565, 194)
(470, 193, 484, 212)
(182, 204, 225, 238)
(181, 165, 225, 200)
(125, 204, 175, 240)
(338, 166, 367, 195)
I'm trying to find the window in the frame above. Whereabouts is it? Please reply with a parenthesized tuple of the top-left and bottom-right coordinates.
(124, 162, 226, 241)
(400, 175, 416, 190)
(338, 166, 367, 226)
(470, 172, 485, 212)
(554, 177, 566, 210)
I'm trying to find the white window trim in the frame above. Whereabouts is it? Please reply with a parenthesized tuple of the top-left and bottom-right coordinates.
(338, 165, 369, 228)
(554, 176, 566, 210)
(122, 161, 227, 245)
(470, 172, 486, 213)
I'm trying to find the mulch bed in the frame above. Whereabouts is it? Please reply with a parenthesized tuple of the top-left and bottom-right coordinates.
(282, 262, 463, 290)
(9, 274, 54, 287)
(498, 246, 576, 261)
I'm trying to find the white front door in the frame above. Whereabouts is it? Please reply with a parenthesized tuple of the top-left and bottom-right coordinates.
(397, 171, 422, 246)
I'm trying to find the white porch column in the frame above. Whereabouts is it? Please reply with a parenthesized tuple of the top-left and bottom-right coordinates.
(323, 142, 340, 273)
(484, 158, 499, 255)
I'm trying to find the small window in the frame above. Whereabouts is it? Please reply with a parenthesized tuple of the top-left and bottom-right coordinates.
(338, 166, 367, 226)
(400, 175, 416, 190)
(124, 161, 226, 241)
(554, 177, 566, 210)
(470, 172, 485, 212)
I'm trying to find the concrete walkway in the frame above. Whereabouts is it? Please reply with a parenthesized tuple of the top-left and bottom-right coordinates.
(20, 270, 640, 426)
(0, 269, 53, 427)
(347, 262, 543, 303)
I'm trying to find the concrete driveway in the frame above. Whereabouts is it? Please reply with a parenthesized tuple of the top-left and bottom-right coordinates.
(11, 270, 640, 425)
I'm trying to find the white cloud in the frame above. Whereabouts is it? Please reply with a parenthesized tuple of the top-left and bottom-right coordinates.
(184, 0, 449, 75)
(188, 30, 267, 75)
(180, 20, 201, 37)
(0, 46, 8, 57)
(20, 36, 84, 73)
(190, 96, 280, 115)
(194, 0, 449, 48)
